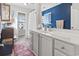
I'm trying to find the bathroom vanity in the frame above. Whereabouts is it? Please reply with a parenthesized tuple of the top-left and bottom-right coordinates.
(30, 29, 79, 56)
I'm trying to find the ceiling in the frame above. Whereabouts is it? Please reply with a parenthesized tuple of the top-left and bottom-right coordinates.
(9, 3, 37, 12)
(8, 3, 79, 12)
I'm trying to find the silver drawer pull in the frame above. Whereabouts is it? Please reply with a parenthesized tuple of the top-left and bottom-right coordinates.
(61, 47, 65, 49)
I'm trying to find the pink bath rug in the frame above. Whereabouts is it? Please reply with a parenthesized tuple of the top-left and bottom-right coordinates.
(13, 42, 35, 56)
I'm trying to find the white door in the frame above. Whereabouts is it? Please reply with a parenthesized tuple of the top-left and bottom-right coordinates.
(39, 35, 53, 56)
(28, 10, 37, 37)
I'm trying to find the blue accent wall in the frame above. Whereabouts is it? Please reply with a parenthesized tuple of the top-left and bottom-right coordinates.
(42, 3, 72, 29)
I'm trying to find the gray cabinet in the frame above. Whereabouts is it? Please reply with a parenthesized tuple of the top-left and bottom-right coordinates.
(31, 31, 79, 56)
(54, 39, 75, 56)
(39, 34, 53, 56)
(32, 32, 39, 55)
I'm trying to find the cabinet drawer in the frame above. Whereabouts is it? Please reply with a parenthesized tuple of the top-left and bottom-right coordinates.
(40, 34, 52, 40)
(54, 49, 66, 56)
(55, 39, 75, 55)
(33, 47, 38, 55)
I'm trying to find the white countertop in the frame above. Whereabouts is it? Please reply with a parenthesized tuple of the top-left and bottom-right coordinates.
(31, 29, 79, 46)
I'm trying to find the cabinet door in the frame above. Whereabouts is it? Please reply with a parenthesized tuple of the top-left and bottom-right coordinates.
(54, 49, 66, 56)
(32, 32, 39, 55)
(39, 35, 53, 56)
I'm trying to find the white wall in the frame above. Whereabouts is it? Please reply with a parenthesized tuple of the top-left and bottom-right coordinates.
(41, 3, 79, 30)
(11, 3, 79, 39)
(10, 3, 42, 39)
(28, 10, 37, 37)
(10, 5, 28, 38)
(71, 4, 79, 30)
(41, 3, 60, 11)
